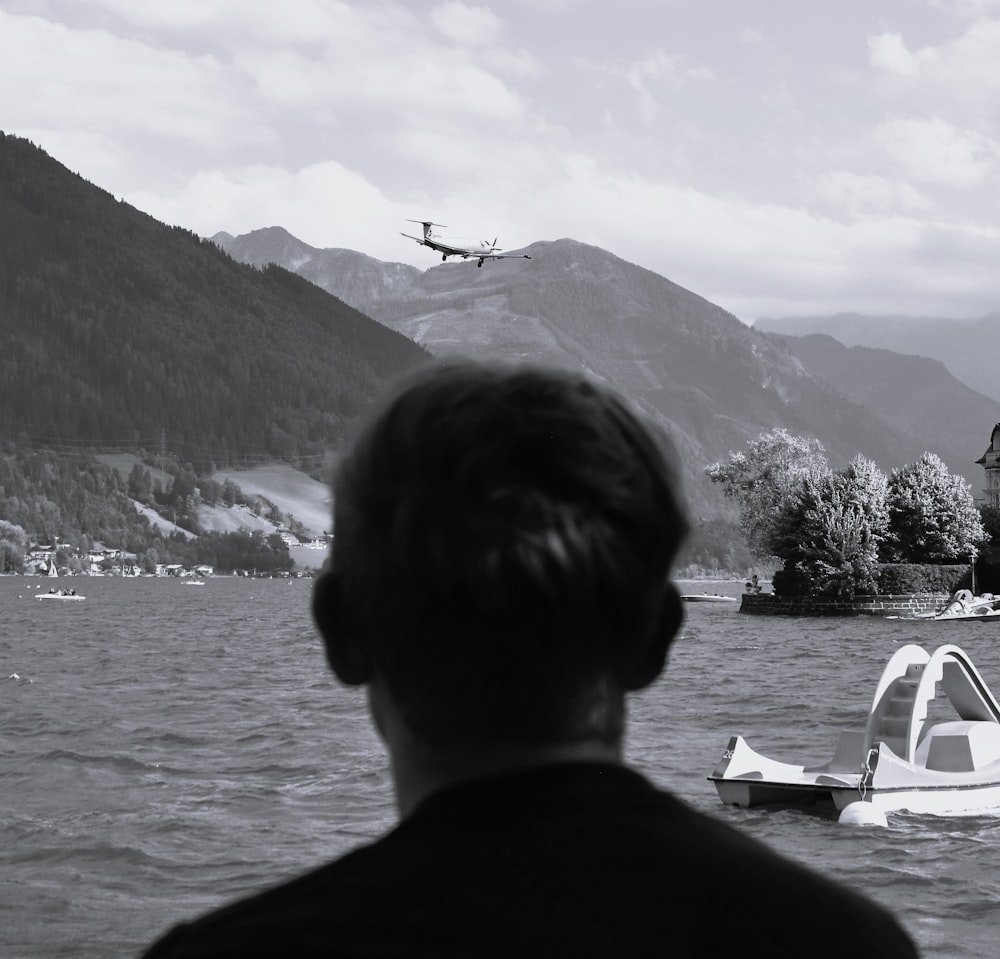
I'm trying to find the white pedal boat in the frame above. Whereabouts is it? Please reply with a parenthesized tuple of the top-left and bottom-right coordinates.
(923, 589, 1000, 621)
(709, 644, 1000, 823)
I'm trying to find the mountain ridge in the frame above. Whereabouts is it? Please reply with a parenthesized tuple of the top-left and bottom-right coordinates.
(0, 135, 428, 471)
(218, 226, 992, 504)
(2, 131, 995, 569)
(755, 312, 1000, 403)
(766, 332, 1000, 495)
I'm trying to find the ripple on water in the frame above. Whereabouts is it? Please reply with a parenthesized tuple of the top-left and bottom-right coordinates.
(5, 578, 1000, 958)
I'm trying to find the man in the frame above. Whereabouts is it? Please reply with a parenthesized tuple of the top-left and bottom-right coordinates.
(142, 360, 917, 957)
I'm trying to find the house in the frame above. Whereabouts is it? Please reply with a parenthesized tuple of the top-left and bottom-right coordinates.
(976, 423, 1000, 509)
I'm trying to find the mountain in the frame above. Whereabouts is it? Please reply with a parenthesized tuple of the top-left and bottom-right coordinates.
(218, 228, 985, 514)
(211, 226, 421, 316)
(0, 134, 428, 473)
(3, 131, 992, 567)
(754, 313, 1000, 403)
(765, 333, 1000, 492)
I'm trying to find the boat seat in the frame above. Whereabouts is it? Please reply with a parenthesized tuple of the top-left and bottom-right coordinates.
(804, 730, 865, 773)
(916, 721, 1000, 772)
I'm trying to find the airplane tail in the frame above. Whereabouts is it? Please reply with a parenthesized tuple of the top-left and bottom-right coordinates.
(405, 219, 446, 240)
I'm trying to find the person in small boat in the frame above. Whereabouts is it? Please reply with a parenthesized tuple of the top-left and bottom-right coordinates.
(141, 360, 917, 958)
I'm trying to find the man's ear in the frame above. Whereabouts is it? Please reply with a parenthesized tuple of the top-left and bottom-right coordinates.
(312, 570, 370, 686)
(623, 580, 683, 691)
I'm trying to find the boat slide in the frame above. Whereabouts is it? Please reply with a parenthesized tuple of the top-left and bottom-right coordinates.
(709, 644, 1000, 821)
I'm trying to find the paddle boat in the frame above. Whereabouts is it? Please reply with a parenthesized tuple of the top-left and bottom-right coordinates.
(709, 643, 1000, 824)
(922, 589, 1000, 621)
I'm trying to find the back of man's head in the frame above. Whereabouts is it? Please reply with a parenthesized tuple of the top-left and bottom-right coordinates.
(316, 360, 689, 746)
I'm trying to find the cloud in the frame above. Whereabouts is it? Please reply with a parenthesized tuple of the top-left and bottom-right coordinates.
(129, 159, 400, 253)
(515, 156, 1000, 320)
(70, 0, 368, 46)
(6, 2, 1000, 324)
(867, 19, 1000, 121)
(429, 2, 502, 46)
(876, 116, 1000, 187)
(925, 0, 1000, 18)
(868, 32, 934, 76)
(625, 50, 715, 123)
(1, 1, 533, 204)
(817, 171, 932, 215)
(0, 11, 271, 188)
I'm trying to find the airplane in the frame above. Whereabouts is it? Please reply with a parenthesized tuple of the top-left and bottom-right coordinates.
(401, 220, 532, 267)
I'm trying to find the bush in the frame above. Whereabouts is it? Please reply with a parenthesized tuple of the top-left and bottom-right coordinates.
(876, 564, 967, 594)
(772, 566, 813, 597)
(773, 563, 967, 597)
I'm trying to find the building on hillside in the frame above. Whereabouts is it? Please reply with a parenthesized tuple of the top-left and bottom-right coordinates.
(976, 423, 1000, 509)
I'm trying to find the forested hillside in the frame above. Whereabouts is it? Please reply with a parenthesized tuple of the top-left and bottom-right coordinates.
(0, 133, 430, 563)
(0, 133, 428, 472)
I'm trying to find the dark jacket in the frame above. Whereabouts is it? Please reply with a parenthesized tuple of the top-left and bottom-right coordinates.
(142, 763, 917, 958)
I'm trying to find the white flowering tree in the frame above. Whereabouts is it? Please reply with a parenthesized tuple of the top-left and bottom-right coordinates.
(885, 452, 986, 563)
(706, 428, 829, 559)
(769, 457, 889, 598)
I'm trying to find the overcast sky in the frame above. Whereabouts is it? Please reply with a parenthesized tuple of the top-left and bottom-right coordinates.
(3, 0, 999, 323)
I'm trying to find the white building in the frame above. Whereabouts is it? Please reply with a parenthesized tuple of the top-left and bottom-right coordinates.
(976, 423, 1000, 509)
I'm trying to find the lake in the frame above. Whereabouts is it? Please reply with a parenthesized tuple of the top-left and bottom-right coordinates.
(4, 575, 1000, 957)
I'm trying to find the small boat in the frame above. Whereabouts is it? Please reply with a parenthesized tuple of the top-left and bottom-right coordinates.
(181, 580, 206, 586)
(709, 643, 1000, 823)
(922, 589, 1000, 621)
(37, 589, 85, 601)
(680, 593, 737, 603)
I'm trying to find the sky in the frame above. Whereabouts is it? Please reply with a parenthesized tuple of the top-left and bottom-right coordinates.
(2, 0, 1000, 324)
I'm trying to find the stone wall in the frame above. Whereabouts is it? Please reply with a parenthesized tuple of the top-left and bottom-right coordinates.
(740, 592, 949, 617)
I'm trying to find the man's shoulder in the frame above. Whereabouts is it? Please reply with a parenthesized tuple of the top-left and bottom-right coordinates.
(141, 765, 917, 958)
(139, 843, 402, 959)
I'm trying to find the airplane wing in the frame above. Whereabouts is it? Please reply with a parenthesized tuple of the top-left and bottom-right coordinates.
(401, 220, 532, 265)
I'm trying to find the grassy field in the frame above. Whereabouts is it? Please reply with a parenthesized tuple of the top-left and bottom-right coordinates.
(211, 463, 332, 536)
(96, 452, 173, 490)
(99, 455, 332, 544)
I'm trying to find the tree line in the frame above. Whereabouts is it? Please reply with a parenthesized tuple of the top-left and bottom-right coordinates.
(0, 133, 428, 473)
(707, 429, 990, 598)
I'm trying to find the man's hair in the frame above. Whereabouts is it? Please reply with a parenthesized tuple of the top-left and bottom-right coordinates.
(330, 360, 689, 744)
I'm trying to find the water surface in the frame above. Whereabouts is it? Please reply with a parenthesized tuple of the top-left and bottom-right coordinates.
(4, 576, 999, 957)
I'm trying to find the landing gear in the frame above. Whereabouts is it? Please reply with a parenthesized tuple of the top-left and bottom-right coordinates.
(442, 254, 447, 262)
(477, 259, 484, 267)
